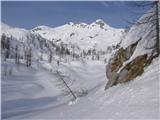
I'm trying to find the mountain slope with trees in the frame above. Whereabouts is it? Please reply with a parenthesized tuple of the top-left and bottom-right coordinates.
(105, 1, 160, 89)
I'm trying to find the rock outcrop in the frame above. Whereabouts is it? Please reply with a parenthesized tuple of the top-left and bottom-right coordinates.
(105, 39, 154, 90)
(105, 5, 160, 90)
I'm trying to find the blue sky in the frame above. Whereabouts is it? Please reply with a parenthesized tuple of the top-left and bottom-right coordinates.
(1, 1, 150, 29)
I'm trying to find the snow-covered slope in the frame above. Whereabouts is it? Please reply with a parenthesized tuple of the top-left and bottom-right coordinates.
(2, 57, 159, 119)
(1, 23, 30, 41)
(1, 22, 11, 30)
(120, 9, 158, 61)
(105, 6, 160, 89)
(32, 19, 124, 51)
(1, 23, 56, 61)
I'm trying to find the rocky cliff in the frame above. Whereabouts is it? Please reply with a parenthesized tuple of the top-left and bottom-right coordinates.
(105, 6, 159, 90)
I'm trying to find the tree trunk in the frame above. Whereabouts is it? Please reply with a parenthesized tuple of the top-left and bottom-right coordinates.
(155, 1, 160, 56)
(56, 70, 77, 100)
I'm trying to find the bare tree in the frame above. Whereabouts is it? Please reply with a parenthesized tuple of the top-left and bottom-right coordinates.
(4, 60, 8, 76)
(26, 49, 29, 67)
(56, 70, 77, 101)
(48, 51, 52, 63)
(26, 48, 32, 67)
(15, 45, 20, 64)
(28, 48, 32, 66)
(127, 1, 159, 57)
(155, 1, 159, 56)
(1, 33, 6, 49)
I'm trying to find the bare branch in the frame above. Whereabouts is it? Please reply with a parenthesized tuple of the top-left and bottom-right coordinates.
(136, 18, 158, 25)
(132, 1, 155, 7)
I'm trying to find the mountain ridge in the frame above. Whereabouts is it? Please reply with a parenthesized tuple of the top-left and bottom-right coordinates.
(30, 19, 124, 51)
(1, 19, 125, 53)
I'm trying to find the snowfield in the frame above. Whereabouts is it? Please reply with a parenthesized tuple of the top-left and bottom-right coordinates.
(2, 57, 159, 120)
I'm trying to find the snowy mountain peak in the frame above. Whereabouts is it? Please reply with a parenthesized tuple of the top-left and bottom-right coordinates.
(68, 19, 111, 29)
(32, 25, 51, 32)
(90, 19, 111, 30)
(95, 19, 105, 24)
(30, 20, 124, 51)
(68, 21, 88, 28)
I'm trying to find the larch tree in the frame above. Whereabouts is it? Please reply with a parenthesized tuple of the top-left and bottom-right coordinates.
(127, 1, 160, 57)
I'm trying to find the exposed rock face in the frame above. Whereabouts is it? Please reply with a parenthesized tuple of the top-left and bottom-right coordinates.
(105, 39, 153, 90)
(105, 4, 160, 90)
(117, 54, 149, 83)
(95, 19, 105, 29)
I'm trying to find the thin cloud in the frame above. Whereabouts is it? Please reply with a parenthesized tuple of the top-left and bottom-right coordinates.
(101, 2, 109, 8)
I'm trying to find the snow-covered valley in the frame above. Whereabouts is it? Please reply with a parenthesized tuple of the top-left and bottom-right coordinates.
(2, 57, 159, 119)
(1, 6, 160, 119)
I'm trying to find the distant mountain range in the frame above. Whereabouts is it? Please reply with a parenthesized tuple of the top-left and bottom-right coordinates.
(1, 19, 124, 52)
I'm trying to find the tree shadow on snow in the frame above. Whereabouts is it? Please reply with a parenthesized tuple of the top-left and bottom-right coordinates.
(2, 96, 68, 119)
